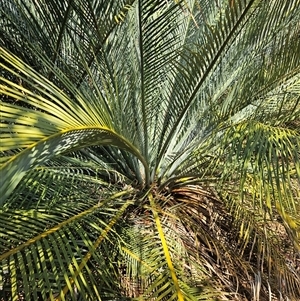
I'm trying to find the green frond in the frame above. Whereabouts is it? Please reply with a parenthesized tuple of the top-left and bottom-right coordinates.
(0, 48, 149, 203)
(0, 189, 134, 300)
(0, 124, 147, 205)
(219, 121, 300, 246)
(0, 0, 135, 84)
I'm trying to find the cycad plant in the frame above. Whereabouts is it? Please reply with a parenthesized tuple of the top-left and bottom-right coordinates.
(1, 0, 300, 300)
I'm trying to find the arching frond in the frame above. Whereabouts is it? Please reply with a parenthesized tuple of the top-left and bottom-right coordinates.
(0, 188, 134, 300)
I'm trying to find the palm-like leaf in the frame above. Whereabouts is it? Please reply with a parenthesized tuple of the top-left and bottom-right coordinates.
(1, 0, 300, 300)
